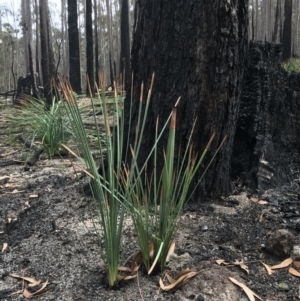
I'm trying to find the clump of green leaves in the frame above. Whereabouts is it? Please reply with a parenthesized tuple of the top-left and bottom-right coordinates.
(281, 58, 300, 73)
(62, 74, 224, 287)
(61, 77, 127, 287)
(123, 87, 225, 274)
(10, 97, 71, 157)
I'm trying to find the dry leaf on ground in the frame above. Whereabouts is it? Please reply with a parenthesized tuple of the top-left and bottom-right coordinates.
(117, 266, 137, 281)
(216, 259, 249, 273)
(10, 274, 48, 299)
(271, 258, 293, 270)
(28, 194, 38, 198)
(23, 279, 49, 298)
(289, 267, 300, 277)
(10, 274, 41, 287)
(2, 242, 8, 252)
(229, 277, 262, 301)
(10, 189, 25, 194)
(159, 269, 199, 292)
(260, 261, 274, 275)
(250, 197, 268, 205)
(117, 274, 137, 281)
(293, 260, 300, 269)
(233, 260, 249, 274)
(216, 259, 230, 265)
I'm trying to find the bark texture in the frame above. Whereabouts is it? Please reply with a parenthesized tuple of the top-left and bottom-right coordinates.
(39, 0, 55, 107)
(282, 0, 292, 61)
(126, 0, 248, 198)
(120, 0, 131, 90)
(232, 41, 300, 193)
(68, 0, 81, 93)
(86, 0, 94, 95)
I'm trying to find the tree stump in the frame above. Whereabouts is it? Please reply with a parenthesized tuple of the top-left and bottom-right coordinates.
(232, 41, 300, 193)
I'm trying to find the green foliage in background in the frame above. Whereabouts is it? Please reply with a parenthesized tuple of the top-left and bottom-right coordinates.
(281, 58, 300, 73)
(9, 98, 71, 157)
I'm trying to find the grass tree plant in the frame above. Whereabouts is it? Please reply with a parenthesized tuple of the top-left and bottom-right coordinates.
(8, 96, 70, 157)
(122, 96, 225, 274)
(58, 76, 127, 287)
(60, 73, 225, 285)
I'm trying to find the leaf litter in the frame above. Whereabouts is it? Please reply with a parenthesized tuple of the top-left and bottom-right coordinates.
(10, 274, 49, 299)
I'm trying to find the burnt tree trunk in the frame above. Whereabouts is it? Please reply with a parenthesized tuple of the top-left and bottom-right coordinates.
(125, 0, 248, 198)
(86, 0, 94, 95)
(39, 0, 51, 106)
(232, 41, 300, 194)
(94, 0, 99, 88)
(272, 0, 280, 43)
(68, 0, 81, 93)
(282, 0, 292, 61)
(120, 0, 131, 90)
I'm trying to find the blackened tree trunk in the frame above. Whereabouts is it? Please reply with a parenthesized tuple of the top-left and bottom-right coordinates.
(105, 0, 114, 86)
(282, 0, 292, 61)
(120, 0, 130, 90)
(39, 0, 55, 107)
(86, 0, 94, 95)
(273, 0, 280, 42)
(125, 0, 248, 198)
(61, 0, 69, 76)
(28, 44, 39, 98)
(34, 0, 41, 81)
(94, 0, 99, 87)
(255, 0, 258, 40)
(68, 0, 81, 93)
(232, 42, 300, 193)
(21, 0, 30, 74)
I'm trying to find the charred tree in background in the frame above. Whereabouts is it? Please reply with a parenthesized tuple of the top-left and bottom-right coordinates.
(105, 0, 114, 86)
(68, 0, 81, 93)
(86, 0, 94, 95)
(61, 0, 69, 76)
(21, 0, 32, 74)
(39, 0, 55, 107)
(125, 0, 248, 198)
(120, 0, 130, 90)
(255, 0, 259, 40)
(34, 0, 41, 81)
(282, 0, 292, 61)
(273, 0, 280, 42)
(94, 0, 99, 87)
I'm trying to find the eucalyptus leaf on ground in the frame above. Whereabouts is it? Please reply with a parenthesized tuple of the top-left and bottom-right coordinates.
(229, 277, 262, 301)
(159, 270, 199, 292)
(271, 258, 293, 270)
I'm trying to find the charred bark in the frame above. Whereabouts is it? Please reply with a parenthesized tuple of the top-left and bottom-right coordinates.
(39, 0, 55, 107)
(125, 0, 248, 198)
(68, 0, 81, 93)
(120, 0, 131, 90)
(282, 0, 292, 61)
(232, 41, 300, 193)
(86, 0, 94, 95)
